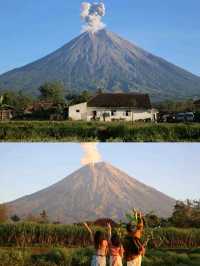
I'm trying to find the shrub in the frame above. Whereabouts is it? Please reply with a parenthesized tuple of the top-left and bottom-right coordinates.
(0, 249, 25, 266)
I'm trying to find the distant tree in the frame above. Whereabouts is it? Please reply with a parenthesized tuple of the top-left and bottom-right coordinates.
(169, 200, 200, 228)
(39, 81, 65, 103)
(2, 90, 33, 112)
(54, 103, 65, 115)
(80, 90, 93, 102)
(16, 91, 33, 111)
(70, 90, 93, 105)
(0, 95, 3, 105)
(2, 91, 18, 106)
(10, 214, 21, 222)
(157, 100, 196, 113)
(171, 201, 191, 227)
(159, 217, 171, 227)
(0, 204, 8, 223)
(144, 212, 161, 228)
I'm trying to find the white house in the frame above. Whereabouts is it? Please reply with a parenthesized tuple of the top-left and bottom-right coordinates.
(69, 93, 158, 122)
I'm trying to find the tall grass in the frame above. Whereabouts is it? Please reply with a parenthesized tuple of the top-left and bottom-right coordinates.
(0, 223, 102, 248)
(0, 223, 200, 249)
(149, 227, 200, 249)
(0, 121, 200, 141)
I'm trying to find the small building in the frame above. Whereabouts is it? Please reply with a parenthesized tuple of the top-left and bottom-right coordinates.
(0, 105, 15, 121)
(24, 100, 56, 114)
(69, 93, 158, 122)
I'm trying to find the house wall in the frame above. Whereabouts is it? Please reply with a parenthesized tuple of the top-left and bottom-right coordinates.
(0, 110, 13, 121)
(68, 103, 87, 120)
(69, 104, 158, 122)
(87, 107, 158, 122)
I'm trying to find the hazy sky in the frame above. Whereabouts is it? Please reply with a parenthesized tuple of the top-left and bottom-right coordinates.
(0, 143, 199, 204)
(0, 0, 200, 75)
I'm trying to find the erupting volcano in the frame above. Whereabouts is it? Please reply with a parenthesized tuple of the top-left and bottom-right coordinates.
(1, 2, 199, 101)
(7, 162, 175, 223)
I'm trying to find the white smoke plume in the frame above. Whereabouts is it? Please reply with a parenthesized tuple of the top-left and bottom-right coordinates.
(81, 1, 106, 33)
(81, 143, 102, 165)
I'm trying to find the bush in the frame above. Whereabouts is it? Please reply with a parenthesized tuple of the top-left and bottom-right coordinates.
(70, 248, 93, 266)
(0, 249, 25, 266)
(27, 247, 93, 266)
(30, 248, 67, 265)
(190, 247, 200, 254)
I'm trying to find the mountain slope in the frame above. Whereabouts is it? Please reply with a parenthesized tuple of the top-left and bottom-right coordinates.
(7, 162, 175, 223)
(0, 29, 200, 101)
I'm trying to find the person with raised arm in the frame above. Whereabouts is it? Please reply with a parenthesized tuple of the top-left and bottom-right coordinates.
(83, 222, 108, 266)
(123, 211, 145, 266)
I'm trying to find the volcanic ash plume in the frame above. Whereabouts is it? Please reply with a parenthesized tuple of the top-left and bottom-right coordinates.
(81, 2, 106, 33)
(81, 143, 102, 165)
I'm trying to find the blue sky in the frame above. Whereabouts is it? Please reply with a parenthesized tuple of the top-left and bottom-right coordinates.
(0, 0, 200, 75)
(0, 143, 199, 203)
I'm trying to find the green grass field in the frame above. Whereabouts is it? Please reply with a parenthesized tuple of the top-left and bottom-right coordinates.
(0, 223, 200, 265)
(1, 121, 200, 141)
(0, 247, 200, 266)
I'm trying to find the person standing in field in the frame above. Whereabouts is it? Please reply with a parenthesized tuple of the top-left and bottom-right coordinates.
(123, 212, 145, 266)
(83, 222, 109, 266)
(107, 223, 124, 266)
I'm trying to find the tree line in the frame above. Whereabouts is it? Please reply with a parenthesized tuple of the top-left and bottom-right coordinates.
(1, 200, 200, 228)
(1, 81, 200, 114)
(0, 81, 94, 113)
(156, 100, 200, 113)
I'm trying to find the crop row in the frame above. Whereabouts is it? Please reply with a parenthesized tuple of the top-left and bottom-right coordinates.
(0, 223, 200, 249)
(1, 121, 200, 141)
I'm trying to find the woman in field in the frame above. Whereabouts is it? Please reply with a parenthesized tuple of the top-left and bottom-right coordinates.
(107, 223, 124, 266)
(123, 212, 145, 266)
(83, 222, 109, 266)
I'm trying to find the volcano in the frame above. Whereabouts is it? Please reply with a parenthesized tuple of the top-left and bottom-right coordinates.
(0, 30, 200, 101)
(7, 162, 175, 223)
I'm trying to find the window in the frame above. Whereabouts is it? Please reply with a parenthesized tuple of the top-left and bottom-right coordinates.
(76, 110, 80, 113)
